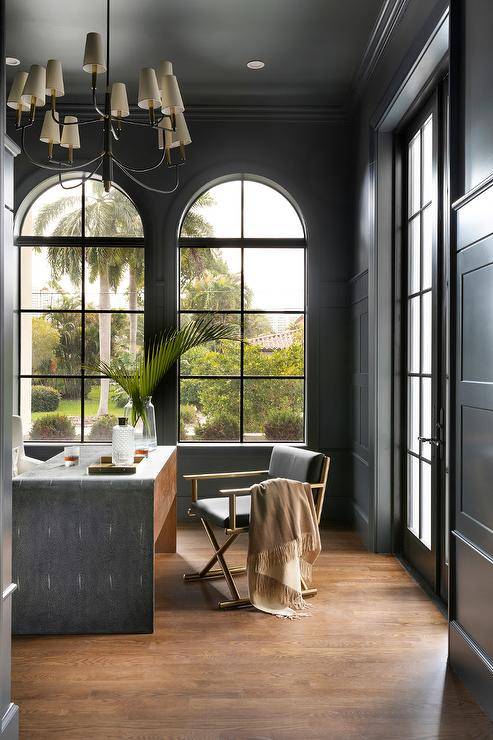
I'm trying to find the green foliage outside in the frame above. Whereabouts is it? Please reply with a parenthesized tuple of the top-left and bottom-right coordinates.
(31, 385, 61, 412)
(88, 414, 118, 441)
(31, 414, 76, 440)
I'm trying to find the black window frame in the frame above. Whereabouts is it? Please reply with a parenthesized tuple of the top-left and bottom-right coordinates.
(177, 176, 307, 444)
(15, 177, 145, 443)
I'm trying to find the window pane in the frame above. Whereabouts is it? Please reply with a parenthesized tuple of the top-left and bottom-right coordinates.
(180, 182, 241, 238)
(408, 131, 421, 216)
(84, 180, 143, 237)
(243, 181, 304, 238)
(408, 216, 420, 294)
(422, 116, 433, 206)
(179, 379, 240, 441)
(21, 246, 81, 309)
(243, 379, 304, 442)
(84, 312, 144, 370)
(244, 248, 304, 310)
(421, 377, 432, 461)
(408, 296, 420, 373)
(407, 454, 420, 536)
(85, 247, 144, 310)
(421, 460, 432, 549)
(180, 248, 241, 310)
(21, 181, 83, 236)
(408, 377, 420, 455)
(244, 314, 304, 376)
(83, 380, 125, 441)
(422, 205, 433, 291)
(180, 313, 240, 376)
(21, 377, 80, 441)
(21, 312, 82, 375)
(421, 291, 432, 375)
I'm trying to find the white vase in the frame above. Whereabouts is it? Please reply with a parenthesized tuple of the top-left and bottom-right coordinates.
(112, 418, 135, 465)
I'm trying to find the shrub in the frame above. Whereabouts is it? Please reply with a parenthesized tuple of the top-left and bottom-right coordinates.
(180, 404, 197, 427)
(264, 410, 303, 441)
(30, 414, 76, 440)
(31, 385, 61, 412)
(198, 413, 239, 441)
(88, 414, 118, 441)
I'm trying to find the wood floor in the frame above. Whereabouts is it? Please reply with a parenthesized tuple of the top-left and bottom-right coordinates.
(12, 526, 493, 740)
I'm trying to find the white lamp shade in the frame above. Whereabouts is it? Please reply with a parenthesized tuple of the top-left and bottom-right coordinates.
(138, 68, 161, 109)
(83, 32, 106, 73)
(40, 110, 61, 144)
(7, 71, 29, 110)
(61, 116, 80, 148)
(111, 82, 130, 117)
(160, 74, 184, 114)
(158, 112, 191, 150)
(158, 60, 173, 80)
(21, 65, 46, 107)
(46, 59, 64, 96)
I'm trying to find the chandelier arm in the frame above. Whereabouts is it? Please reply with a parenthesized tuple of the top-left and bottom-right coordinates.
(114, 158, 181, 194)
(57, 160, 103, 189)
(115, 114, 173, 130)
(20, 128, 104, 172)
(51, 109, 101, 127)
(92, 89, 107, 119)
(112, 148, 167, 173)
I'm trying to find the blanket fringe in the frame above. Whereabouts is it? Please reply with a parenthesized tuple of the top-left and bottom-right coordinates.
(249, 571, 311, 611)
(248, 531, 320, 587)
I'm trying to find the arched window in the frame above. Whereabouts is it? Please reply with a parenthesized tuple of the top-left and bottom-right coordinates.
(16, 176, 145, 442)
(178, 176, 306, 443)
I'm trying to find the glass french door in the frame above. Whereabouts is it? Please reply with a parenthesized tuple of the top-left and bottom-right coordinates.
(402, 92, 445, 591)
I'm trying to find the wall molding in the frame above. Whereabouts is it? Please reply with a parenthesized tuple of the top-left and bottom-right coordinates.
(7, 103, 348, 125)
(352, 0, 412, 101)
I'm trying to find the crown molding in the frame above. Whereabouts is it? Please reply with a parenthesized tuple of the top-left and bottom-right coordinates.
(352, 0, 412, 102)
(7, 102, 347, 126)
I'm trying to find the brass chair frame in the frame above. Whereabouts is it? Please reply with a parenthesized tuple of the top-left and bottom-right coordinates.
(183, 456, 331, 608)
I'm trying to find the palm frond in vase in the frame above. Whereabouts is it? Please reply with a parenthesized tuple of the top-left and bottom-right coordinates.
(84, 316, 239, 427)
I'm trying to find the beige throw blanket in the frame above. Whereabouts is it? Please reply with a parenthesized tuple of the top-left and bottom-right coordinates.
(247, 477, 321, 618)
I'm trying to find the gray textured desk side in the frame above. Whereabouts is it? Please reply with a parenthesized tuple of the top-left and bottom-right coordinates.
(12, 445, 176, 635)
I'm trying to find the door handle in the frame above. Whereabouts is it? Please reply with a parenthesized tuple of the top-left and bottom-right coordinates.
(418, 436, 441, 447)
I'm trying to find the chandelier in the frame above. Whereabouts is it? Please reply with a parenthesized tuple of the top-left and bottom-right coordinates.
(6, 0, 190, 194)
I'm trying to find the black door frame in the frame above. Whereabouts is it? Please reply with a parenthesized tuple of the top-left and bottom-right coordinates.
(393, 76, 450, 601)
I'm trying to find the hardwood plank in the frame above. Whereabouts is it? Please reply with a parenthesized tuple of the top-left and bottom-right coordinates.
(11, 527, 493, 739)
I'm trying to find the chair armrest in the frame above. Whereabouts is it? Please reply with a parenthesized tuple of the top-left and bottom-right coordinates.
(217, 487, 251, 496)
(183, 470, 268, 481)
(184, 470, 269, 503)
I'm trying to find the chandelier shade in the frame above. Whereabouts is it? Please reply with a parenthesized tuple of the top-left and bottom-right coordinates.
(9, 0, 190, 195)
(7, 71, 29, 111)
(111, 82, 130, 117)
(46, 60, 65, 97)
(83, 32, 106, 74)
(21, 65, 46, 108)
(40, 110, 60, 144)
(138, 68, 161, 110)
(60, 116, 80, 149)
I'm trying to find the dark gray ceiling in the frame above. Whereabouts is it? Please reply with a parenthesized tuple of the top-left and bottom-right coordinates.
(6, 0, 384, 107)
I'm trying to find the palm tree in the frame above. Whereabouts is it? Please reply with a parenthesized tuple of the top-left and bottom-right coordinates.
(33, 182, 143, 415)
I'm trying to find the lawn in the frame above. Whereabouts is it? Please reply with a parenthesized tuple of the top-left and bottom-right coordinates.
(31, 385, 125, 421)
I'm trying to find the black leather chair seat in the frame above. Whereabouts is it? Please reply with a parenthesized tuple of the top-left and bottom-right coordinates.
(191, 495, 251, 529)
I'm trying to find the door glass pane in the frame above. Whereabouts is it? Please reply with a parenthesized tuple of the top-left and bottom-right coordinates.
(422, 205, 433, 291)
(408, 377, 420, 455)
(421, 461, 432, 549)
(422, 117, 433, 206)
(408, 131, 421, 216)
(408, 296, 420, 373)
(421, 377, 432, 461)
(408, 216, 420, 294)
(421, 291, 432, 374)
(408, 455, 420, 536)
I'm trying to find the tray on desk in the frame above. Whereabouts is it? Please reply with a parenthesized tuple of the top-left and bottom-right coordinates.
(87, 455, 146, 475)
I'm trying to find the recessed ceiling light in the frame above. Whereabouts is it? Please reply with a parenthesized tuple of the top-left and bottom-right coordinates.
(6, 57, 21, 66)
(247, 60, 265, 70)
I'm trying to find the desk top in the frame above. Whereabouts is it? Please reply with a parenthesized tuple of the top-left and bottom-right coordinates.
(14, 445, 176, 491)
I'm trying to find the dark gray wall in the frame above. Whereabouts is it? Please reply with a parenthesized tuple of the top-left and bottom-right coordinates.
(9, 112, 354, 523)
(449, 0, 493, 718)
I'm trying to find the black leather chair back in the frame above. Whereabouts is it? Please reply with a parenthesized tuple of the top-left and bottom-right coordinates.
(268, 445, 324, 484)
